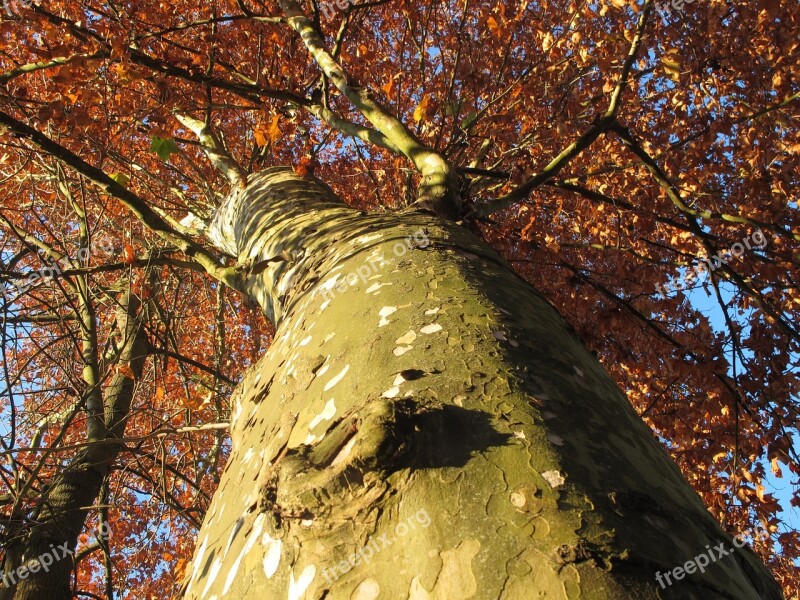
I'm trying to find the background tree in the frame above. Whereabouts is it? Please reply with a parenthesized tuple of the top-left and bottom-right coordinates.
(0, 0, 796, 597)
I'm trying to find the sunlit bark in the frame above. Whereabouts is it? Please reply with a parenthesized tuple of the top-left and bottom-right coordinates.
(181, 168, 782, 600)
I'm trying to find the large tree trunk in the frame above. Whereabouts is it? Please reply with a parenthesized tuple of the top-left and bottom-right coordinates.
(181, 168, 781, 599)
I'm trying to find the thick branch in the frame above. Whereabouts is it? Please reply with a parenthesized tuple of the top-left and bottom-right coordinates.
(15, 3, 405, 188)
(475, 116, 615, 217)
(174, 113, 246, 186)
(12, 292, 149, 600)
(279, 0, 460, 217)
(0, 110, 243, 292)
(475, 0, 654, 218)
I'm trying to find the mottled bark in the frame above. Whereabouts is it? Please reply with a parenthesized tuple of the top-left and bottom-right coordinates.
(6, 294, 149, 600)
(182, 168, 781, 599)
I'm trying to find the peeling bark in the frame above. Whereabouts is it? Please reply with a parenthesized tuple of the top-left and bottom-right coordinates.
(183, 168, 781, 599)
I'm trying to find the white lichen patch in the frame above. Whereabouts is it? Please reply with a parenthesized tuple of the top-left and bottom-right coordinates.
(200, 557, 223, 598)
(225, 518, 244, 552)
(492, 330, 507, 342)
(289, 311, 305, 334)
(299, 335, 312, 347)
(222, 514, 265, 594)
(393, 346, 413, 356)
(242, 448, 255, 464)
(367, 249, 388, 266)
(510, 492, 526, 508)
(320, 273, 342, 293)
(261, 533, 282, 579)
(366, 282, 390, 294)
(420, 323, 443, 334)
(574, 366, 584, 378)
(322, 332, 335, 344)
(542, 470, 566, 488)
(392, 373, 407, 386)
(378, 305, 397, 327)
(308, 399, 337, 430)
(382, 386, 400, 398)
(231, 402, 243, 426)
(513, 430, 526, 440)
(395, 330, 417, 345)
(323, 365, 350, 391)
(352, 578, 381, 600)
(453, 395, 465, 407)
(331, 435, 358, 467)
(356, 233, 383, 245)
(190, 537, 209, 584)
(288, 564, 316, 600)
(547, 433, 564, 446)
(424, 307, 440, 315)
(303, 433, 319, 445)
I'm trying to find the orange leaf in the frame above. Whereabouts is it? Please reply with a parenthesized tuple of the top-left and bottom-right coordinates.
(255, 115, 282, 147)
(294, 156, 312, 177)
(175, 557, 188, 580)
(254, 125, 268, 147)
(115, 364, 135, 378)
(382, 77, 395, 101)
(122, 243, 135, 264)
(266, 115, 282, 143)
(413, 95, 431, 123)
(755, 483, 766, 502)
(487, 16, 502, 38)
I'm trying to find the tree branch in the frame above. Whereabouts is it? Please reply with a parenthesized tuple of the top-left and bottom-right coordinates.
(474, 0, 654, 218)
(0, 110, 244, 293)
(174, 113, 246, 186)
(279, 0, 461, 217)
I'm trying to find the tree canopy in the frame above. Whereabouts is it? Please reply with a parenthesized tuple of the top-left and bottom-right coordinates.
(0, 0, 797, 596)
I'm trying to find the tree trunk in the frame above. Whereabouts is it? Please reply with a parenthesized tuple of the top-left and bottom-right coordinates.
(181, 168, 781, 599)
(5, 294, 149, 600)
